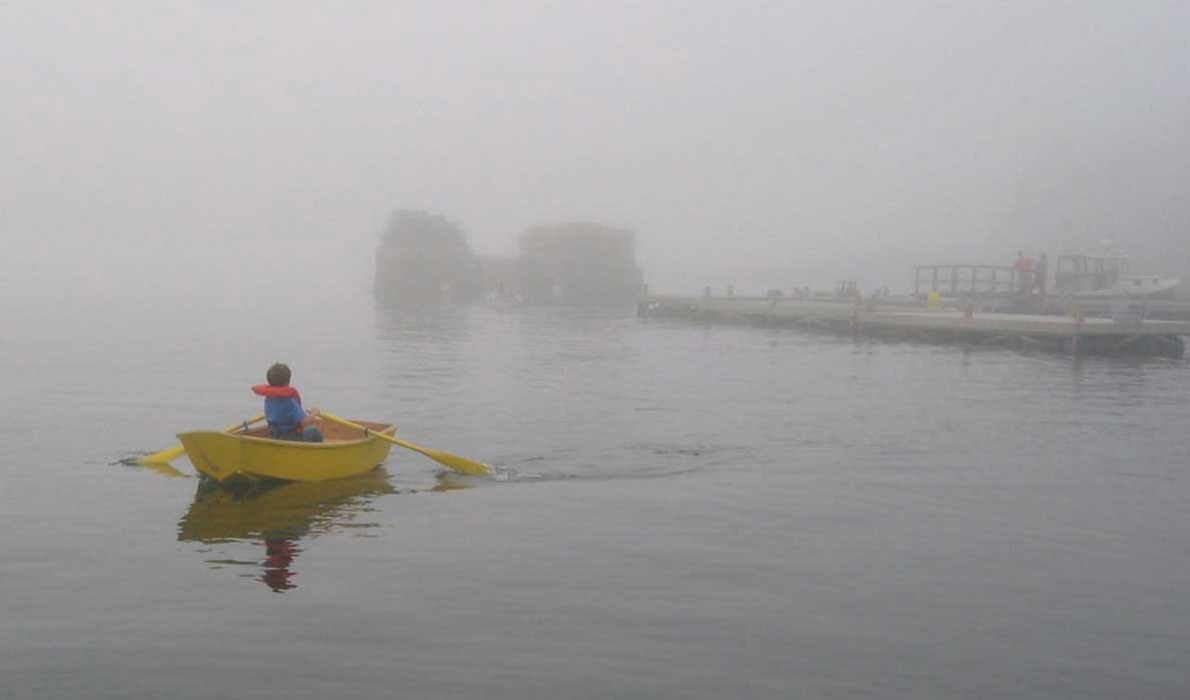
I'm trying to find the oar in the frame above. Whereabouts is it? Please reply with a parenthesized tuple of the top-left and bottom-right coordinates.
(320, 412, 491, 476)
(137, 413, 266, 465)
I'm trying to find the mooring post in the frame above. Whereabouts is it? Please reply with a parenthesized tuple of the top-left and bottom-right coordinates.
(1071, 303, 1085, 356)
(851, 293, 862, 338)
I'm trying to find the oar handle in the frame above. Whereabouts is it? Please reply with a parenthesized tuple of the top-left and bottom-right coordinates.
(225, 412, 267, 434)
(320, 412, 370, 434)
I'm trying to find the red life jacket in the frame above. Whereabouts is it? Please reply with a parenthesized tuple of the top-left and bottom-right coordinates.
(252, 385, 302, 402)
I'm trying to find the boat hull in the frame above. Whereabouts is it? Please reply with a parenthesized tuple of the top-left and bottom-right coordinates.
(178, 421, 396, 483)
(1066, 283, 1181, 301)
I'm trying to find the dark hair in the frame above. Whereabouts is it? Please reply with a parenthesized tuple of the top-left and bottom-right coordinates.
(267, 363, 292, 387)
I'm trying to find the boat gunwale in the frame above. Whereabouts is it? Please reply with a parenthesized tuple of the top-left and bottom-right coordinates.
(177, 423, 396, 449)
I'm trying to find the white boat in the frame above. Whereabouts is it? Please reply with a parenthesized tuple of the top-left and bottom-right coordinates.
(1053, 254, 1181, 300)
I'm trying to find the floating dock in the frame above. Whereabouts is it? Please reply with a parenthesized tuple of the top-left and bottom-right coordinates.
(638, 296, 1189, 358)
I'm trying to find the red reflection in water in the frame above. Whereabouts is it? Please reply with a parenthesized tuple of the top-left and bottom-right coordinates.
(261, 537, 300, 592)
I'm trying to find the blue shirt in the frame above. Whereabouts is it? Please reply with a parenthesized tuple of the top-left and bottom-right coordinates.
(264, 396, 307, 437)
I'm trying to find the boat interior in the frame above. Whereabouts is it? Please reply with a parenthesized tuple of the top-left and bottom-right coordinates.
(240, 420, 393, 442)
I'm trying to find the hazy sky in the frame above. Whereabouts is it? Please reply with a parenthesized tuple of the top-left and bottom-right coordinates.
(2, 1, 1187, 297)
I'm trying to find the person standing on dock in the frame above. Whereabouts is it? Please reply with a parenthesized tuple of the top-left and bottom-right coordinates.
(1013, 250, 1035, 294)
(1035, 253, 1049, 307)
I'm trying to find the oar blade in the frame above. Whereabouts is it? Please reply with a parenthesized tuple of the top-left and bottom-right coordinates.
(422, 448, 491, 476)
(137, 445, 186, 465)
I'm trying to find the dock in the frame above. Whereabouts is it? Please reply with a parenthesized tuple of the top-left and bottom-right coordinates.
(638, 296, 1189, 358)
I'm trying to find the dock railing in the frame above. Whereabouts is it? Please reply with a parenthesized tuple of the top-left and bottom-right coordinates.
(913, 265, 1024, 299)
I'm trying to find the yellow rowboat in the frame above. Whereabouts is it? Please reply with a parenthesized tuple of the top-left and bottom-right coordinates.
(177, 420, 396, 483)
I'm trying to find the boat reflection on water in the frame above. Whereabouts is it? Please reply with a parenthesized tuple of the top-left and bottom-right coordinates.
(178, 470, 477, 591)
(177, 470, 402, 592)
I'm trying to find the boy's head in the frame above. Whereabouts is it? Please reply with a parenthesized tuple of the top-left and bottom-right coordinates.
(267, 363, 292, 387)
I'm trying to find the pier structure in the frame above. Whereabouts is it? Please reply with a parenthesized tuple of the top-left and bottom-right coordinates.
(912, 262, 1189, 319)
(996, 297, 1190, 321)
(638, 296, 1189, 358)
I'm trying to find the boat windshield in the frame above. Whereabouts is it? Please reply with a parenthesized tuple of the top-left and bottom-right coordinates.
(1055, 255, 1128, 293)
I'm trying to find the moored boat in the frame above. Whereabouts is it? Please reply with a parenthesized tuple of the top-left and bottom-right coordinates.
(177, 420, 396, 483)
(1054, 253, 1181, 300)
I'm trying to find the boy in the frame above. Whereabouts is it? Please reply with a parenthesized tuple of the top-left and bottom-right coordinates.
(252, 363, 324, 442)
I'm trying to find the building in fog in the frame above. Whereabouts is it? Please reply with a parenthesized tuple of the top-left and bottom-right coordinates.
(373, 210, 482, 304)
(518, 223, 644, 306)
(375, 214, 644, 306)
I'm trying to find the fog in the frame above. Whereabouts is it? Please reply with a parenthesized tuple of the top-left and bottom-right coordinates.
(3, 1, 1187, 301)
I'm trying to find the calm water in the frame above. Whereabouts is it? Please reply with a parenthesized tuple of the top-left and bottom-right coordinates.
(2, 288, 1189, 699)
